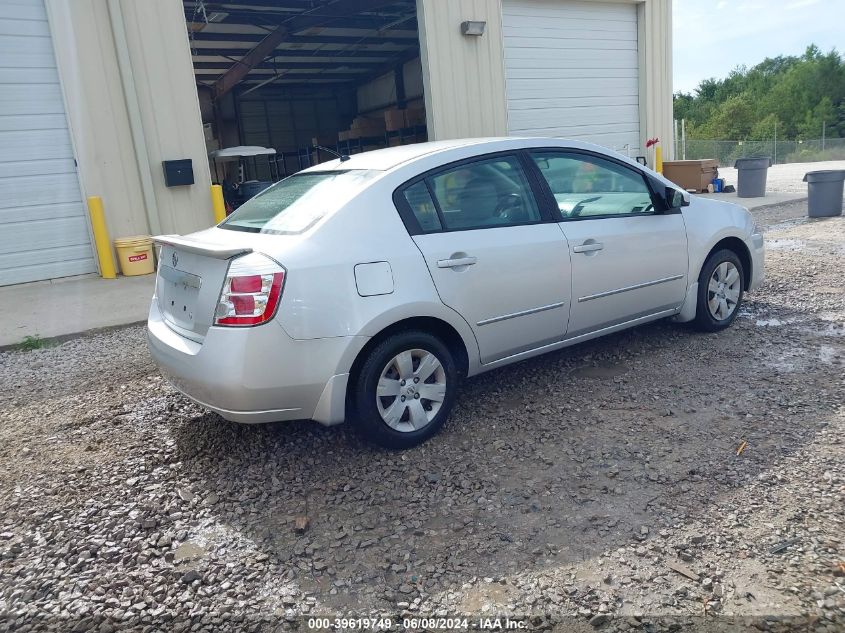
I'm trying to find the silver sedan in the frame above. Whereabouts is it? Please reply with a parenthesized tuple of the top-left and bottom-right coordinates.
(148, 138, 764, 448)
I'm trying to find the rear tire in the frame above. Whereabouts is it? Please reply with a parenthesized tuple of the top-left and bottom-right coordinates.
(692, 249, 745, 332)
(351, 330, 458, 449)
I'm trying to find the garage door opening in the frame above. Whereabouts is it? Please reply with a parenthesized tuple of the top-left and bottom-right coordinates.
(183, 0, 425, 209)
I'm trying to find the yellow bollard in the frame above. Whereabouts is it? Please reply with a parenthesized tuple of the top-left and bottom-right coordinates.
(87, 196, 117, 279)
(655, 145, 664, 174)
(211, 184, 226, 224)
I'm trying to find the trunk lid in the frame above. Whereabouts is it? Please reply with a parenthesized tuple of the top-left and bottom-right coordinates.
(154, 233, 253, 341)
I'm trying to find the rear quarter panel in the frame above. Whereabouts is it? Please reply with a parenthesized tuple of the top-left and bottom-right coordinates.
(265, 175, 482, 372)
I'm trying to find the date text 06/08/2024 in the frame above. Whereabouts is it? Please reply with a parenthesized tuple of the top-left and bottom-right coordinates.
(305, 617, 528, 630)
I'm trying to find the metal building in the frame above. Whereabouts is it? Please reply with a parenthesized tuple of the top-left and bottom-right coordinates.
(0, 0, 672, 286)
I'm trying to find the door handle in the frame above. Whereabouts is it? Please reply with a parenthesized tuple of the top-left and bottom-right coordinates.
(573, 242, 604, 254)
(437, 256, 477, 269)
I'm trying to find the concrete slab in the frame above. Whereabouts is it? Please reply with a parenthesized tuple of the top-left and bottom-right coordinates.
(691, 159, 845, 210)
(717, 160, 845, 194)
(697, 191, 806, 210)
(0, 274, 155, 347)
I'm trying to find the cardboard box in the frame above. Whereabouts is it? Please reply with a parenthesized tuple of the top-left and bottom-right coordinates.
(662, 160, 719, 193)
(404, 107, 426, 127)
(311, 135, 336, 147)
(352, 126, 385, 139)
(351, 115, 386, 132)
(384, 109, 406, 132)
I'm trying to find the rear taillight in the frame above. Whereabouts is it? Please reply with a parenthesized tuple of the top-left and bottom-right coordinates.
(215, 253, 285, 327)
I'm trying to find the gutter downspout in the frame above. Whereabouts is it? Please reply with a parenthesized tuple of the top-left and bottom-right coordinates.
(107, 0, 161, 236)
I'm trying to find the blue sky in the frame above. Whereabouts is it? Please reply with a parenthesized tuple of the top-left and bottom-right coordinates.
(673, 0, 845, 94)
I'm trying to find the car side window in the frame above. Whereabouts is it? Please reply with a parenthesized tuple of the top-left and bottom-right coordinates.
(530, 152, 655, 219)
(402, 181, 442, 232)
(425, 155, 541, 231)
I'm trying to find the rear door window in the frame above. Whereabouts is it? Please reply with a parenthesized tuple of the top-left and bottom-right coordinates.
(402, 181, 442, 232)
(418, 155, 542, 231)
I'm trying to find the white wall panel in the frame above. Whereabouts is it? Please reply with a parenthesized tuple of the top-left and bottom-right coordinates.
(0, 0, 94, 285)
(503, 0, 641, 157)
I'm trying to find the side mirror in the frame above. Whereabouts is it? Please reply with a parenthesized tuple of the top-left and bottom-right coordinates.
(665, 187, 689, 209)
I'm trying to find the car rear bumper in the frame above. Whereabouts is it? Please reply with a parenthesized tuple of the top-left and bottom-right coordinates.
(147, 300, 367, 425)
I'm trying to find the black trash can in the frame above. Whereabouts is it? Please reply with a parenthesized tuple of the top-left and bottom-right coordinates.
(803, 170, 845, 218)
(734, 157, 771, 198)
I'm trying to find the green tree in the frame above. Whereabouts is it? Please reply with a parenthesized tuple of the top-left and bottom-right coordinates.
(835, 102, 845, 137)
(799, 96, 836, 139)
(749, 113, 781, 141)
(673, 45, 845, 141)
(695, 94, 756, 139)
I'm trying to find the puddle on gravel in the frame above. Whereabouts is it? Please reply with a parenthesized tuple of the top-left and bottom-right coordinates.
(570, 363, 628, 379)
(765, 217, 809, 233)
(173, 541, 206, 562)
(765, 238, 806, 251)
(755, 318, 789, 327)
(812, 323, 845, 338)
(762, 338, 842, 372)
(799, 313, 845, 338)
(763, 353, 804, 373)
(819, 345, 840, 364)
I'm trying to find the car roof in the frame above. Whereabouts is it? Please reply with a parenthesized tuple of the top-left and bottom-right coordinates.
(299, 137, 681, 194)
(302, 137, 652, 174)
(302, 137, 523, 172)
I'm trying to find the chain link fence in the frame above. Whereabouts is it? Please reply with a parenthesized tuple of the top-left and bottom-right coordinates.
(673, 138, 845, 166)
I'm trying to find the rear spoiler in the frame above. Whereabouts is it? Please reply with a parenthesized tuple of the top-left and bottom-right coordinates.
(153, 234, 252, 260)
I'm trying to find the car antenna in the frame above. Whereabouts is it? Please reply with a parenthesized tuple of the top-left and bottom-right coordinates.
(314, 145, 350, 162)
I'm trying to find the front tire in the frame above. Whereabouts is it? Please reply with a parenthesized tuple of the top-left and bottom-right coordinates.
(352, 330, 458, 449)
(692, 249, 745, 332)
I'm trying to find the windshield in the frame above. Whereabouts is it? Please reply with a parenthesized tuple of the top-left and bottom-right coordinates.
(219, 170, 379, 234)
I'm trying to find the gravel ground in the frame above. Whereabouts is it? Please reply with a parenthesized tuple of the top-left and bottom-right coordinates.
(1, 200, 843, 633)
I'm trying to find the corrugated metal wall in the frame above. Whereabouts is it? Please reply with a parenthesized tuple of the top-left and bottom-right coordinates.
(502, 0, 642, 156)
(0, 0, 96, 286)
(417, 0, 673, 158)
(416, 0, 508, 140)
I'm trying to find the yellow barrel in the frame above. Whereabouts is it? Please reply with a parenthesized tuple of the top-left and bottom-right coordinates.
(114, 235, 155, 276)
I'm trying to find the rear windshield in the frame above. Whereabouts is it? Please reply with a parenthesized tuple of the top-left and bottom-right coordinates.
(219, 170, 379, 234)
